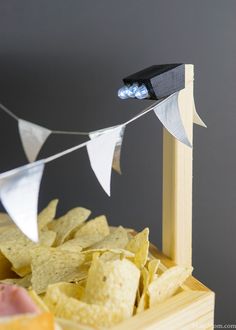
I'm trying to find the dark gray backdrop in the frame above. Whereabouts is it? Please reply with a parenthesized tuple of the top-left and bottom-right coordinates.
(0, 0, 235, 325)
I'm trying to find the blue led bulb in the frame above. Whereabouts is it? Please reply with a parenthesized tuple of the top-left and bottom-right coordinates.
(118, 86, 130, 99)
(127, 83, 139, 98)
(135, 84, 150, 99)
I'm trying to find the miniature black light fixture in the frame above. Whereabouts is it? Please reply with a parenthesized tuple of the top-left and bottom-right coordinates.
(118, 64, 185, 100)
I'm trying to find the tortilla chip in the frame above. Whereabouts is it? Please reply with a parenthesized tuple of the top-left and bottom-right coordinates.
(28, 289, 50, 312)
(0, 252, 16, 280)
(38, 199, 59, 230)
(66, 235, 103, 250)
(0, 213, 12, 227)
(72, 262, 91, 283)
(136, 267, 149, 314)
(74, 215, 109, 239)
(109, 226, 133, 234)
(48, 207, 91, 246)
(44, 284, 124, 328)
(89, 226, 129, 250)
(58, 239, 82, 253)
(99, 251, 121, 262)
(0, 214, 14, 235)
(84, 257, 140, 319)
(45, 282, 84, 305)
(31, 247, 85, 294)
(0, 274, 32, 289)
(125, 228, 149, 269)
(59, 282, 85, 299)
(148, 266, 193, 306)
(147, 259, 160, 283)
(82, 248, 134, 261)
(0, 229, 56, 276)
(0, 312, 54, 330)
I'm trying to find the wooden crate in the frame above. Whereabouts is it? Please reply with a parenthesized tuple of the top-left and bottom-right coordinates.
(59, 246, 214, 330)
(58, 64, 215, 330)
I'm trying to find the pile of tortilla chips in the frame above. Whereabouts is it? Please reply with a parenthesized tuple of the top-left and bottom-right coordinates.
(0, 200, 192, 328)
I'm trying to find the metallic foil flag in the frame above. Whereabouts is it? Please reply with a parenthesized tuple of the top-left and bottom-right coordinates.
(154, 92, 191, 147)
(112, 125, 125, 174)
(193, 99, 207, 127)
(87, 125, 124, 196)
(0, 162, 45, 242)
(89, 125, 125, 175)
(18, 119, 52, 162)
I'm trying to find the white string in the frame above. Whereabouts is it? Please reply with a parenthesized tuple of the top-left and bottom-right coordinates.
(0, 102, 90, 136)
(51, 130, 89, 136)
(44, 140, 89, 164)
(123, 94, 175, 126)
(0, 95, 172, 169)
(42, 96, 171, 165)
(0, 103, 19, 121)
(123, 100, 161, 126)
(0, 96, 172, 139)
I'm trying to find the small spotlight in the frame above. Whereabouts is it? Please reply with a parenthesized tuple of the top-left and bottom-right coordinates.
(120, 64, 185, 100)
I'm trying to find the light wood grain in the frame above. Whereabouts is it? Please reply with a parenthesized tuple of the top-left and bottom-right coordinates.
(162, 64, 194, 266)
(112, 291, 214, 330)
(56, 318, 96, 330)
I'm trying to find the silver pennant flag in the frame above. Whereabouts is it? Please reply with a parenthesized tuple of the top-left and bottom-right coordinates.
(0, 162, 45, 242)
(112, 125, 125, 174)
(154, 92, 191, 147)
(193, 98, 207, 127)
(89, 125, 125, 174)
(87, 125, 124, 196)
(18, 119, 52, 162)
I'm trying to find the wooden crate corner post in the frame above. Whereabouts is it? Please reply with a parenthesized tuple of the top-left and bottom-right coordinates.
(162, 64, 194, 267)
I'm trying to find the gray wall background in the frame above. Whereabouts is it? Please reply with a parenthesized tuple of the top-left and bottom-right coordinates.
(0, 0, 235, 325)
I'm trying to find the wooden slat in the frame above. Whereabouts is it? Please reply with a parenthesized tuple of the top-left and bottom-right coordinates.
(56, 318, 95, 330)
(162, 64, 194, 266)
(181, 311, 215, 330)
(112, 290, 214, 330)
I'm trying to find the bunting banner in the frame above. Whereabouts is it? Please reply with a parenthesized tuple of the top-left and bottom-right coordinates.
(193, 100, 207, 128)
(153, 92, 191, 147)
(89, 125, 126, 175)
(18, 119, 52, 162)
(88, 125, 124, 196)
(112, 125, 126, 174)
(0, 91, 206, 241)
(0, 161, 45, 242)
(0, 92, 205, 164)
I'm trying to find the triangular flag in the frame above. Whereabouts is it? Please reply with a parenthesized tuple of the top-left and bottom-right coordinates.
(89, 125, 125, 174)
(18, 119, 52, 162)
(154, 92, 191, 147)
(193, 99, 207, 127)
(112, 126, 125, 174)
(87, 126, 124, 196)
(0, 162, 45, 242)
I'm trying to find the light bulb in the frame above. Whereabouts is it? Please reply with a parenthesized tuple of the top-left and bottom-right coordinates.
(117, 86, 130, 99)
(127, 84, 139, 98)
(135, 84, 149, 99)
